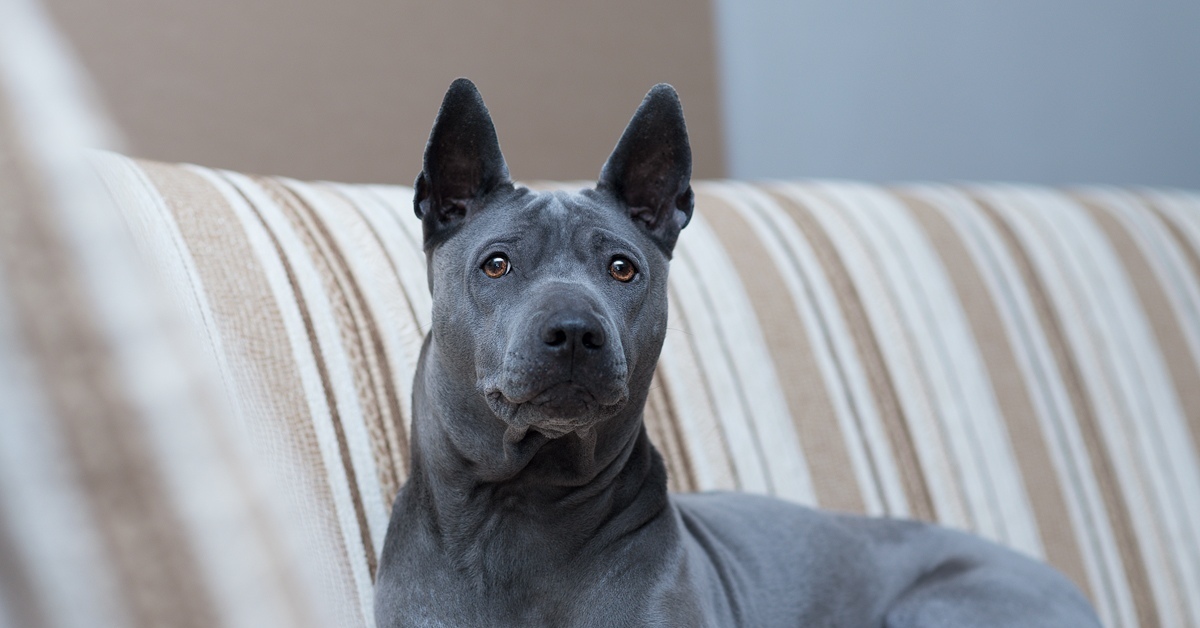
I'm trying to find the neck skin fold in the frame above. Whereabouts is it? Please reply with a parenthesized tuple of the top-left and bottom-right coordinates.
(403, 336, 669, 579)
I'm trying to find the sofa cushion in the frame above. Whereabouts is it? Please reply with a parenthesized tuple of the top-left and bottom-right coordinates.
(88, 153, 1200, 628)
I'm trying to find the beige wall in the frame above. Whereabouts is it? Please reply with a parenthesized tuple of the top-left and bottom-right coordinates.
(44, 0, 724, 184)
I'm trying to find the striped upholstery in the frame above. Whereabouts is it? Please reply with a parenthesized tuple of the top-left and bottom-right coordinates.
(4, 4, 1200, 626)
(76, 154, 1200, 628)
(0, 2, 326, 628)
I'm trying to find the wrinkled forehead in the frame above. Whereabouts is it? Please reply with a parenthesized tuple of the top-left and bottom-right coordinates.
(455, 188, 648, 257)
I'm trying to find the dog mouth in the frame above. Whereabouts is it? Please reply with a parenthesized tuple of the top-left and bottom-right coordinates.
(485, 380, 627, 438)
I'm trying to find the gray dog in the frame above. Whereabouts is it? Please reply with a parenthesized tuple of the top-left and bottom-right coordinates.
(374, 79, 1101, 627)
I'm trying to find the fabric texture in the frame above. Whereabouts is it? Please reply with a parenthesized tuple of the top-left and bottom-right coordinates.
(76, 154, 1200, 628)
(4, 3, 1199, 626)
(0, 2, 325, 627)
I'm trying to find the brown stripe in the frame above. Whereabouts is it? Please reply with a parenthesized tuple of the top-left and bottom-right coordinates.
(666, 282, 742, 489)
(0, 498, 49, 628)
(1142, 193, 1200, 290)
(656, 370, 698, 493)
(1130, 194, 1200, 455)
(673, 240, 780, 493)
(363, 186, 425, 259)
(644, 371, 695, 493)
(249, 177, 380, 579)
(285, 181, 412, 498)
(0, 99, 218, 627)
(216, 172, 367, 624)
(136, 160, 338, 622)
(641, 375, 673, 490)
(331, 187, 426, 339)
(326, 184, 425, 483)
(765, 187, 937, 521)
(1081, 194, 1200, 460)
(898, 190, 1092, 596)
(698, 190, 866, 513)
(289, 183, 408, 503)
(971, 192, 1160, 627)
(1077, 196, 1200, 617)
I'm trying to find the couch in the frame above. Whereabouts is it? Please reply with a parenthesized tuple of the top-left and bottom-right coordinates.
(3, 1, 1199, 627)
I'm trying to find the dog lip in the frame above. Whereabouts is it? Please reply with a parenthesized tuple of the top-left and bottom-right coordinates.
(486, 379, 624, 407)
(531, 382, 596, 405)
(485, 387, 536, 406)
(483, 379, 628, 429)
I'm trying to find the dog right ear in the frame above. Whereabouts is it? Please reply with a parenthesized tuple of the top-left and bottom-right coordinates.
(414, 78, 512, 244)
(597, 84, 693, 255)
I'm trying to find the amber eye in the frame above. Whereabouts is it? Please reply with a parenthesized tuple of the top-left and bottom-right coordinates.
(609, 256, 637, 282)
(482, 254, 510, 278)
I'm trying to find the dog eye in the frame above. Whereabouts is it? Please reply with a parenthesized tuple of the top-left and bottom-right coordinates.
(609, 256, 637, 282)
(482, 254, 510, 278)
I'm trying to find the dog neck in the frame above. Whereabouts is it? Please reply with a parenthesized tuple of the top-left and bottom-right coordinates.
(403, 335, 670, 579)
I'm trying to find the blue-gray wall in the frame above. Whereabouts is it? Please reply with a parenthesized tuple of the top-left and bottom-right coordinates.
(714, 0, 1200, 188)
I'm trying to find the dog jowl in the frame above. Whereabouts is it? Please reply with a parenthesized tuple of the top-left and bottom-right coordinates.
(375, 80, 1101, 628)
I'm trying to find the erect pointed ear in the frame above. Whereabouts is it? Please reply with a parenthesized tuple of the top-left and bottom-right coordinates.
(414, 78, 512, 244)
(597, 83, 694, 254)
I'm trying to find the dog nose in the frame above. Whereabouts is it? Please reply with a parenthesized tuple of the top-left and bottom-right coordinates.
(541, 315, 605, 352)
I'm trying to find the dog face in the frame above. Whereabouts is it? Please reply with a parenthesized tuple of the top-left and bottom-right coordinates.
(414, 79, 692, 438)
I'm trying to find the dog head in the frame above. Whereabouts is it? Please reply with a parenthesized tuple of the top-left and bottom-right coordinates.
(414, 79, 692, 439)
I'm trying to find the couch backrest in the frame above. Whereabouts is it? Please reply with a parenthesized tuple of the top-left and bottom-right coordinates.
(86, 154, 1200, 628)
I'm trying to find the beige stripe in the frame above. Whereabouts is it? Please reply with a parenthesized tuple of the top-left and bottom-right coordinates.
(206, 168, 367, 626)
(657, 370, 698, 493)
(0, 498, 49, 628)
(250, 176, 380, 581)
(672, 211, 817, 502)
(286, 181, 412, 505)
(360, 185, 433, 333)
(0, 313, 128, 628)
(699, 190, 864, 512)
(1077, 193, 1200, 622)
(1144, 193, 1200, 290)
(727, 182, 909, 516)
(136, 160, 338, 621)
(922, 185, 1133, 626)
(665, 280, 744, 488)
(0, 102, 217, 628)
(1031, 188, 1200, 625)
(899, 191, 1091, 596)
(662, 280, 741, 491)
(327, 184, 424, 481)
(1081, 194, 1200, 459)
(1133, 194, 1200, 457)
(972, 193, 1160, 628)
(641, 376, 672, 490)
(286, 184, 403, 509)
(644, 371, 695, 493)
(812, 184, 1002, 537)
(765, 189, 937, 521)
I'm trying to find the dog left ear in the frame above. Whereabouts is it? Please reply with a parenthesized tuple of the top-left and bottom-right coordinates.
(598, 84, 694, 254)
(414, 78, 512, 245)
